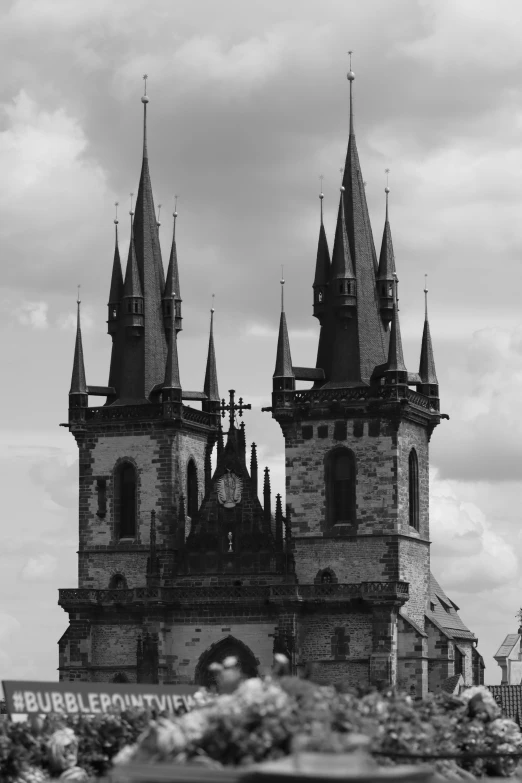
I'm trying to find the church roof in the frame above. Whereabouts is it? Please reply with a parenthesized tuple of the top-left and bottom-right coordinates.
(427, 574, 476, 641)
(494, 634, 520, 659)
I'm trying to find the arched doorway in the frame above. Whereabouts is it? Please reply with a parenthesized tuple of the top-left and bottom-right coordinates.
(195, 636, 259, 688)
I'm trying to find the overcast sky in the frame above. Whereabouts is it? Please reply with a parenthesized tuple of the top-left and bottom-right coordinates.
(0, 0, 521, 686)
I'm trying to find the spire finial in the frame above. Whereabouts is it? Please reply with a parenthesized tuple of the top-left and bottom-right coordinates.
(280, 266, 285, 313)
(129, 192, 134, 218)
(77, 284, 81, 307)
(347, 50, 355, 136)
(141, 74, 149, 158)
(211, 293, 215, 314)
(385, 168, 390, 220)
(156, 203, 161, 228)
(114, 201, 119, 225)
(319, 174, 324, 224)
(424, 274, 428, 319)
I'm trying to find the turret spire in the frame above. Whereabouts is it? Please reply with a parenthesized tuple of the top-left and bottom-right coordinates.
(70, 292, 88, 395)
(203, 300, 219, 403)
(377, 175, 396, 327)
(385, 275, 407, 375)
(313, 185, 331, 322)
(131, 76, 167, 398)
(316, 58, 387, 387)
(273, 275, 295, 390)
(123, 213, 143, 301)
(107, 204, 124, 396)
(419, 277, 438, 385)
(163, 198, 182, 332)
(163, 296, 181, 391)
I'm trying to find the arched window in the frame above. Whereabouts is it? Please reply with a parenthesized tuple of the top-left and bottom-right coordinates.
(109, 574, 127, 589)
(115, 462, 137, 538)
(326, 449, 356, 526)
(409, 449, 419, 530)
(321, 571, 332, 584)
(187, 460, 198, 518)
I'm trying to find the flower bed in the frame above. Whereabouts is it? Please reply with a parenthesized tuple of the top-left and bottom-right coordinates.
(1, 679, 521, 782)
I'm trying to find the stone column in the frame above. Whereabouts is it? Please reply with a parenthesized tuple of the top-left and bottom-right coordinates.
(369, 603, 399, 687)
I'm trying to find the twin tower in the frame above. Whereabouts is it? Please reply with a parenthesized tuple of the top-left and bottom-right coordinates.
(58, 68, 481, 696)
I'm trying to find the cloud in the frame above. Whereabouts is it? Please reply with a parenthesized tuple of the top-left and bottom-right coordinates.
(56, 306, 95, 333)
(430, 471, 518, 594)
(28, 456, 78, 510)
(0, 614, 21, 640)
(16, 300, 48, 329)
(20, 554, 58, 582)
(432, 325, 522, 481)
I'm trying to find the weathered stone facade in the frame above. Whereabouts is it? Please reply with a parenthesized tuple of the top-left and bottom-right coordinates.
(58, 70, 483, 693)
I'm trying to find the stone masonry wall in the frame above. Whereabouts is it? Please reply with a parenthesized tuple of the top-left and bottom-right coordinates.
(164, 621, 277, 683)
(76, 422, 208, 589)
(397, 419, 430, 538)
(298, 611, 372, 665)
(398, 538, 430, 628)
(91, 624, 140, 667)
(293, 536, 394, 584)
(397, 614, 428, 698)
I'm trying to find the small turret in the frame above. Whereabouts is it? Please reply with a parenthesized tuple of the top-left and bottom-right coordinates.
(163, 204, 182, 333)
(272, 276, 295, 393)
(417, 281, 439, 411)
(69, 295, 88, 421)
(376, 180, 396, 327)
(122, 208, 144, 336)
(107, 204, 123, 336)
(330, 187, 356, 318)
(263, 467, 271, 528)
(275, 493, 283, 544)
(162, 296, 182, 413)
(382, 275, 408, 390)
(202, 303, 220, 420)
(313, 190, 331, 322)
(250, 443, 258, 499)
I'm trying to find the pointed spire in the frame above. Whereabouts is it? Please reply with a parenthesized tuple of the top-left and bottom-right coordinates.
(108, 203, 124, 307)
(203, 302, 219, 402)
(263, 467, 271, 527)
(250, 443, 258, 498)
(321, 54, 387, 386)
(273, 276, 294, 382)
(331, 188, 356, 283)
(163, 297, 181, 390)
(217, 420, 224, 457)
(142, 74, 149, 159)
(385, 275, 407, 374)
(419, 279, 438, 385)
(275, 493, 283, 543)
(123, 216, 143, 300)
(163, 200, 182, 332)
(132, 76, 167, 397)
(70, 292, 88, 395)
(313, 187, 331, 322)
(377, 179, 396, 281)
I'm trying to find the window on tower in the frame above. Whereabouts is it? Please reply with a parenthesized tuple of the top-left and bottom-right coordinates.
(187, 459, 198, 519)
(115, 461, 137, 539)
(409, 448, 419, 530)
(325, 448, 356, 527)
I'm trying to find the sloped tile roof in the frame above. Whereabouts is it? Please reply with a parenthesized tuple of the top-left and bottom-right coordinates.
(440, 674, 463, 694)
(494, 634, 520, 659)
(427, 574, 477, 641)
(488, 685, 522, 725)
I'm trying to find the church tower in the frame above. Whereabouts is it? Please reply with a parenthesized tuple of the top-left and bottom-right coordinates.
(269, 65, 446, 695)
(58, 83, 221, 683)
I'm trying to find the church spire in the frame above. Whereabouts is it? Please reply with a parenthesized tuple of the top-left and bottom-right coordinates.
(163, 297, 181, 392)
(330, 187, 356, 315)
(273, 274, 295, 393)
(163, 200, 182, 333)
(377, 177, 396, 327)
(131, 76, 167, 397)
(107, 203, 123, 336)
(313, 185, 331, 322)
(203, 302, 219, 403)
(325, 55, 387, 386)
(70, 293, 88, 397)
(383, 275, 407, 386)
(418, 278, 439, 409)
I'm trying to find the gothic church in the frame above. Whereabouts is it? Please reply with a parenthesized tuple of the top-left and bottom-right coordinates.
(58, 68, 484, 697)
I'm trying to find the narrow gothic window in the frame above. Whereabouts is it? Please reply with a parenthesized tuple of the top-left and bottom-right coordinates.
(96, 479, 107, 518)
(409, 449, 419, 530)
(116, 462, 137, 538)
(326, 449, 356, 526)
(187, 460, 198, 518)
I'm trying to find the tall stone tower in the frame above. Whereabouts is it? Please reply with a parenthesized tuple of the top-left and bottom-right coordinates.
(268, 66, 469, 696)
(58, 85, 221, 683)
